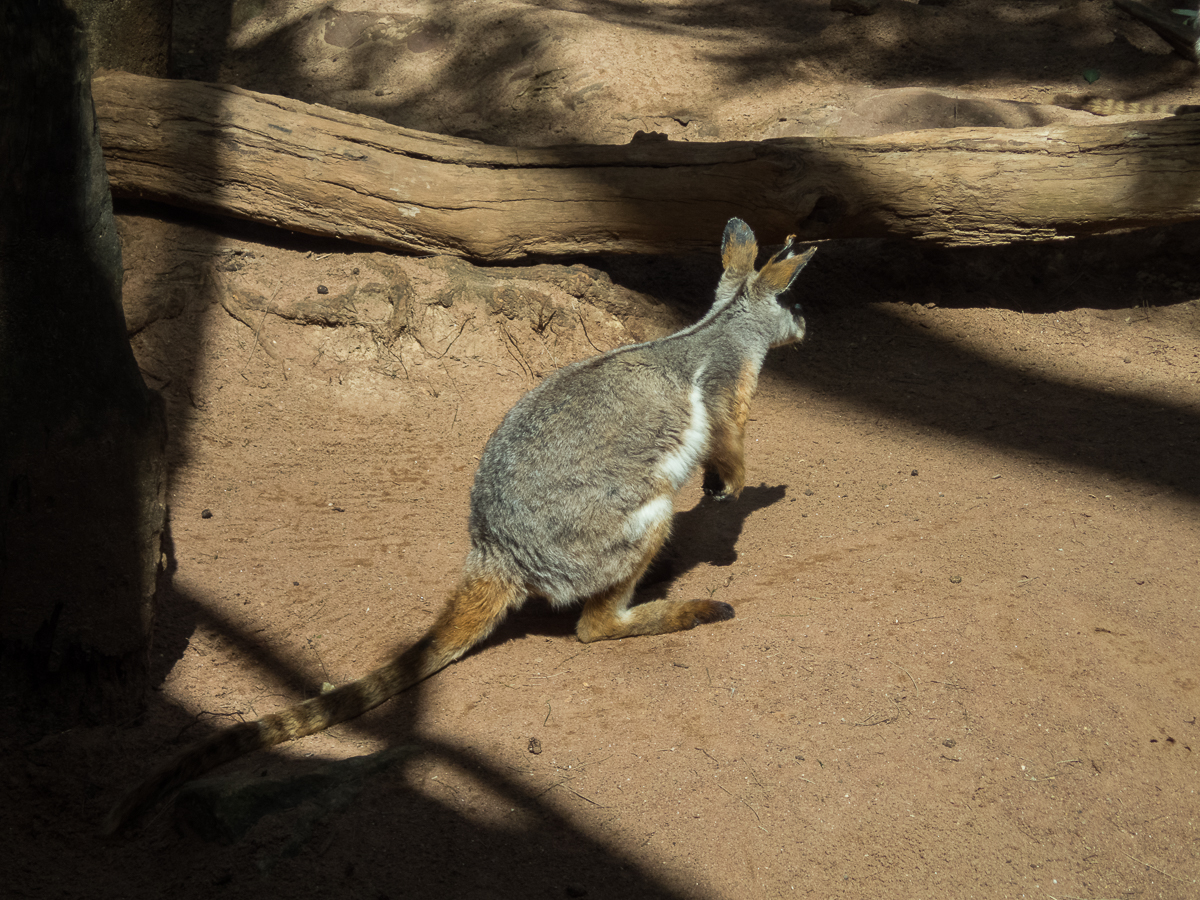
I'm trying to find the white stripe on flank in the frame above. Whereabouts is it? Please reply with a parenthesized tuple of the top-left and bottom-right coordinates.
(623, 371, 710, 544)
(624, 495, 673, 542)
(657, 375, 709, 491)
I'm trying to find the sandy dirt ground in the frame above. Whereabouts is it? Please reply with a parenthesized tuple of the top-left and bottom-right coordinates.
(6, 1, 1200, 899)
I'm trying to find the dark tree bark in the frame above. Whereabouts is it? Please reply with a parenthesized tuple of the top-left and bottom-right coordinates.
(0, 1, 167, 729)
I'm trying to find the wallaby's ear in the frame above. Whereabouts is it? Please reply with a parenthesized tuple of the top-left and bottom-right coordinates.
(721, 218, 758, 277)
(757, 243, 817, 294)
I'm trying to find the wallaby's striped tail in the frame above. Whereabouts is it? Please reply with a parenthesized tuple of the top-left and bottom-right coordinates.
(100, 642, 434, 835)
(103, 574, 520, 835)
(1053, 94, 1200, 118)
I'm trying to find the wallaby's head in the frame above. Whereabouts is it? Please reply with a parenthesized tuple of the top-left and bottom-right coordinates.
(719, 218, 816, 348)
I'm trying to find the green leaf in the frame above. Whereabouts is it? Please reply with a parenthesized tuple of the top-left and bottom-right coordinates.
(1082, 68, 1101, 84)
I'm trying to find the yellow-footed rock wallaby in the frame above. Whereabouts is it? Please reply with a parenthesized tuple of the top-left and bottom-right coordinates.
(104, 218, 816, 834)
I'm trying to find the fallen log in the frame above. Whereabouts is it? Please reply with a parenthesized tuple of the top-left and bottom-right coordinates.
(94, 71, 1200, 260)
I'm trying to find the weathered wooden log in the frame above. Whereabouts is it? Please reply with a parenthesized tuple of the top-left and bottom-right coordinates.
(94, 71, 1200, 260)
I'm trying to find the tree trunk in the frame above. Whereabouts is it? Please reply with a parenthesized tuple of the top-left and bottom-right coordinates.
(0, 2, 167, 729)
(93, 71, 1200, 260)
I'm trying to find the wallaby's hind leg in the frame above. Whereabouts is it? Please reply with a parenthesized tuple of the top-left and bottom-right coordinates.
(576, 575, 736, 643)
(575, 521, 735, 642)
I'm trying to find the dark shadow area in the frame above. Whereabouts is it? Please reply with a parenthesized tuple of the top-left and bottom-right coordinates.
(788, 299, 1199, 496)
(0, 0, 167, 731)
(645, 485, 791, 586)
(321, 734, 696, 899)
(145, 514, 193, 688)
(829, 226, 1200, 315)
(116, 197, 364, 261)
(595, 220, 1200, 318)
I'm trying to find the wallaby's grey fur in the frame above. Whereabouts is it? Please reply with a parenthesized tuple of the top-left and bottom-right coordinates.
(103, 218, 816, 834)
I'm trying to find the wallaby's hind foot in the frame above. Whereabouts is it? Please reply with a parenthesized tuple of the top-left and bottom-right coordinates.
(575, 531, 736, 643)
(577, 581, 736, 643)
(629, 597, 736, 637)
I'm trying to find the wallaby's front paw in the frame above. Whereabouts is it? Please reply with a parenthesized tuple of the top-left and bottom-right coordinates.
(702, 469, 735, 500)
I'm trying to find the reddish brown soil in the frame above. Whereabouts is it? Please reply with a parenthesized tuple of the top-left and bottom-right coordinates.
(7, 2, 1200, 899)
